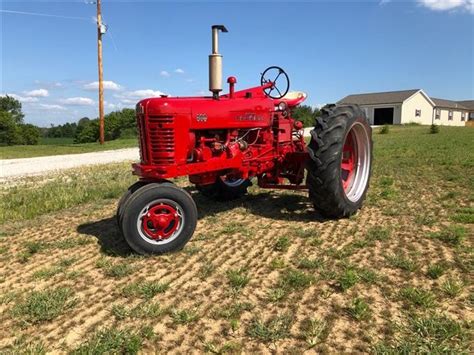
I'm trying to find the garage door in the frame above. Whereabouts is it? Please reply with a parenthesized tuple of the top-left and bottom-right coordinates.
(374, 107, 394, 125)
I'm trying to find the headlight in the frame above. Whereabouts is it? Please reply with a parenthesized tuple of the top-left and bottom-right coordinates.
(277, 101, 287, 111)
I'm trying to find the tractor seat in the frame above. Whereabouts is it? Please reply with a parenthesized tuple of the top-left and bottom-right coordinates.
(280, 91, 307, 106)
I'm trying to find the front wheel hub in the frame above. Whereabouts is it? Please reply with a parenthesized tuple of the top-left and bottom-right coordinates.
(138, 199, 184, 243)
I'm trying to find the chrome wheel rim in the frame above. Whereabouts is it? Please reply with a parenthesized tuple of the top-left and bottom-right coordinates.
(341, 122, 371, 203)
(136, 198, 185, 245)
(221, 177, 245, 187)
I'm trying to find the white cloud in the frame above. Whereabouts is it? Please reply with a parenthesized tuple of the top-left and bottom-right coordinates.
(83, 80, 122, 91)
(60, 97, 95, 106)
(160, 70, 170, 77)
(175, 68, 185, 74)
(38, 104, 66, 111)
(115, 89, 166, 104)
(417, 0, 473, 12)
(379, 0, 391, 5)
(34, 80, 63, 89)
(24, 88, 49, 97)
(7, 93, 39, 103)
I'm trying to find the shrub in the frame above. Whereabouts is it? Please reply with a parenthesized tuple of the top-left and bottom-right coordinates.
(379, 124, 390, 134)
(430, 124, 440, 134)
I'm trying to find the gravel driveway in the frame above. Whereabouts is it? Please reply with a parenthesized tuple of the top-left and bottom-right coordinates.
(0, 148, 139, 182)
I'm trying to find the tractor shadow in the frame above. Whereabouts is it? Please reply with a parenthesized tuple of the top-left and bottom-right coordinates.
(77, 188, 327, 256)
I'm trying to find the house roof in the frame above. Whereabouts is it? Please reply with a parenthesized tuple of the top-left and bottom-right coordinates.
(338, 89, 420, 105)
(456, 100, 474, 110)
(431, 98, 468, 110)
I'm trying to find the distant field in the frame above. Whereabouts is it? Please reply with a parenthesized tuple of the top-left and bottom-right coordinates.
(0, 138, 138, 159)
(0, 125, 472, 353)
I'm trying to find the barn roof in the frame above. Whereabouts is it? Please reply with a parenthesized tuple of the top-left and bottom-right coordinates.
(431, 98, 469, 110)
(338, 89, 420, 105)
(456, 100, 474, 110)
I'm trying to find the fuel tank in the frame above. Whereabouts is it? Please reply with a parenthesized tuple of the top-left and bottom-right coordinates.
(138, 86, 275, 130)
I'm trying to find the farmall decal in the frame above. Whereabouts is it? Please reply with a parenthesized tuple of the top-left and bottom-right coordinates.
(236, 113, 264, 122)
(196, 113, 208, 122)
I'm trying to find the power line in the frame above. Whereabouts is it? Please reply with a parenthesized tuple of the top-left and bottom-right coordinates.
(0, 9, 90, 21)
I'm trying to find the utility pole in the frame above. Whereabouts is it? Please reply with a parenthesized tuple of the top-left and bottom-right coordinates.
(96, 0, 105, 144)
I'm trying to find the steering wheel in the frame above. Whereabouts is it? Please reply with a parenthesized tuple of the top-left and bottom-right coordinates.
(260, 66, 290, 99)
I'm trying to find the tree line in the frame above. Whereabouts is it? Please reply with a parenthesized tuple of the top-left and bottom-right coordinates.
(0, 95, 136, 146)
(45, 109, 136, 143)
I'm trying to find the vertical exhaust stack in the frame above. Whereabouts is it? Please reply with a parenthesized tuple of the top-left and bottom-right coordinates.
(209, 25, 228, 99)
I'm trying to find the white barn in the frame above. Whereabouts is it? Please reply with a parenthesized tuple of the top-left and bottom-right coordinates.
(338, 89, 472, 126)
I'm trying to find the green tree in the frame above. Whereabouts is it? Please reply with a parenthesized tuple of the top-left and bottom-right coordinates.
(291, 105, 320, 127)
(0, 111, 22, 145)
(75, 120, 99, 143)
(19, 124, 41, 145)
(0, 95, 24, 123)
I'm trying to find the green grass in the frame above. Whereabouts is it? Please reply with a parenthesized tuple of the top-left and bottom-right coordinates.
(299, 318, 329, 348)
(346, 297, 371, 321)
(385, 252, 418, 272)
(247, 313, 293, 342)
(0, 138, 137, 159)
(214, 302, 254, 320)
(279, 268, 315, 291)
(226, 268, 250, 291)
(12, 287, 77, 324)
(426, 263, 447, 279)
(1, 162, 137, 224)
(337, 268, 360, 291)
(441, 278, 464, 297)
(428, 225, 466, 246)
(71, 327, 146, 354)
(111, 302, 166, 320)
(103, 262, 137, 279)
(374, 314, 469, 353)
(170, 308, 199, 324)
(399, 287, 436, 308)
(274, 236, 291, 252)
(121, 280, 170, 299)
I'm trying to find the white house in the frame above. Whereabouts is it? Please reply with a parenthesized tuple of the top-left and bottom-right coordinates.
(338, 89, 472, 126)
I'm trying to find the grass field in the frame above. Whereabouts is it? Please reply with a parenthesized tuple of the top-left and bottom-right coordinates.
(0, 138, 138, 159)
(0, 125, 472, 353)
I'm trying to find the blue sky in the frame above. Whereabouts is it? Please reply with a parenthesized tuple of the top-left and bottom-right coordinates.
(1, 0, 473, 126)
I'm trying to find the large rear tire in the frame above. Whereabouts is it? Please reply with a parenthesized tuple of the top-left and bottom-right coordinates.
(121, 183, 197, 255)
(197, 176, 251, 201)
(306, 104, 372, 218)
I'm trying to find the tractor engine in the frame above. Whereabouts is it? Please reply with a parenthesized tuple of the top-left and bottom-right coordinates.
(133, 81, 307, 187)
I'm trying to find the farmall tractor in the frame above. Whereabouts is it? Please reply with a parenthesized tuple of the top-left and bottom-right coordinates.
(117, 25, 372, 254)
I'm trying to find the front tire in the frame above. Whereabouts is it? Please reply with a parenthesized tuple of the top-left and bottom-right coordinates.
(121, 183, 198, 255)
(116, 181, 148, 230)
(306, 104, 372, 218)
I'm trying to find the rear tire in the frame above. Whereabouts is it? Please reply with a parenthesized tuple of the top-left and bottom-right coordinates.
(197, 176, 251, 201)
(306, 104, 372, 218)
(121, 183, 197, 255)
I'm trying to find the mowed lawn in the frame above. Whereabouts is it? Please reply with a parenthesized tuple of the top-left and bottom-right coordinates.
(0, 137, 138, 159)
(0, 125, 472, 353)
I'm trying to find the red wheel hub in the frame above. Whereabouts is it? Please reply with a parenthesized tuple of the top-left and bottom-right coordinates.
(141, 203, 180, 240)
(341, 131, 357, 193)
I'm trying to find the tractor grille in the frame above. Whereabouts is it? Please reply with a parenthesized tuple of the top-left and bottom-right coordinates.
(137, 114, 176, 165)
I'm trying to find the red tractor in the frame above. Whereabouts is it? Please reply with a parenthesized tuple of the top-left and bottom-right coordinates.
(118, 25, 372, 254)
